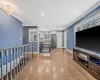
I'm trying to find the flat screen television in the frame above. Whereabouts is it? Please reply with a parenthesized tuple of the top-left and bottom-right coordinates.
(76, 25, 100, 52)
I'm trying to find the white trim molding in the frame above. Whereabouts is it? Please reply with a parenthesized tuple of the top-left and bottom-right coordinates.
(65, 2, 100, 30)
(74, 6, 100, 46)
(75, 10, 100, 32)
(13, 14, 23, 22)
(34, 52, 39, 54)
(22, 23, 38, 26)
(67, 49, 73, 53)
(63, 48, 73, 53)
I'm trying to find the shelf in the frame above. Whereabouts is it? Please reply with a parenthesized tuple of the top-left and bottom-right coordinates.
(73, 48, 100, 80)
(90, 56, 100, 66)
(78, 62, 89, 71)
(78, 58, 88, 68)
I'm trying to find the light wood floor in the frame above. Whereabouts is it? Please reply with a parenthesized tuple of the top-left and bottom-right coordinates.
(14, 49, 96, 80)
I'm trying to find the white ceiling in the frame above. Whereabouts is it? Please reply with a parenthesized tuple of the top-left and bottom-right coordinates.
(0, 0, 100, 31)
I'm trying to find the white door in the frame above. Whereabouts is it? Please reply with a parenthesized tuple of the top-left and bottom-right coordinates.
(57, 31, 62, 48)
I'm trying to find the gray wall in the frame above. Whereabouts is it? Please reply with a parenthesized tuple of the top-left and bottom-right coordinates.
(0, 9, 22, 48)
(67, 26, 74, 50)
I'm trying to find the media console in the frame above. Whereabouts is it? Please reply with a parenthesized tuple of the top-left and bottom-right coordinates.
(73, 48, 100, 80)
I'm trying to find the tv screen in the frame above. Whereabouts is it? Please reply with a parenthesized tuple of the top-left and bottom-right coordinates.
(76, 25, 100, 52)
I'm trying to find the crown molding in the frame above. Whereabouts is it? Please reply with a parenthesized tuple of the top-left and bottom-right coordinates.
(64, 1, 100, 30)
(22, 23, 38, 26)
(13, 14, 23, 22)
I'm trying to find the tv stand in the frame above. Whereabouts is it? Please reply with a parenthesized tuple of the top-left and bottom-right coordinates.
(73, 48, 100, 80)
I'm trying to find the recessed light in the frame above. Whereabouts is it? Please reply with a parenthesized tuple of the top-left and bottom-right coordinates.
(41, 12, 45, 16)
(60, 28, 63, 30)
(76, 12, 79, 14)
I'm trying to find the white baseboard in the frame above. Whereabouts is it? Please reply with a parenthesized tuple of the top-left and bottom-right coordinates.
(67, 49, 73, 53)
(56, 48, 73, 53)
(57, 47, 65, 49)
(64, 48, 73, 53)
(34, 52, 39, 54)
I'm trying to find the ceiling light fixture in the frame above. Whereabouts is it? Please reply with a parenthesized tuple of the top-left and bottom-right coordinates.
(3, 5, 14, 15)
(76, 12, 79, 14)
(41, 12, 45, 16)
(60, 28, 63, 30)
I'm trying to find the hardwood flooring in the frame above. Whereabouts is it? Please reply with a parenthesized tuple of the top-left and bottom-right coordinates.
(14, 49, 96, 80)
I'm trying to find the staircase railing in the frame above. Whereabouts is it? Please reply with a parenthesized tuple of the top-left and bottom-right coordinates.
(0, 43, 34, 80)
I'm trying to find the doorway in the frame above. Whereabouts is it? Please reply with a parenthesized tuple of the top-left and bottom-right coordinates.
(51, 34, 57, 49)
